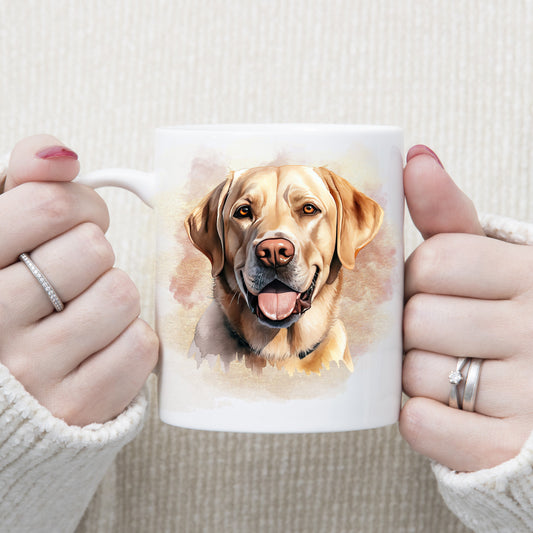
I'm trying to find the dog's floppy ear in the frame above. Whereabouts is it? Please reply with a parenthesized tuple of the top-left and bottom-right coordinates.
(185, 172, 234, 277)
(315, 167, 383, 270)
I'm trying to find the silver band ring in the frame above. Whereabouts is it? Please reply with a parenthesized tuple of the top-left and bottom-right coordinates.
(463, 358, 483, 412)
(448, 357, 469, 409)
(19, 252, 64, 312)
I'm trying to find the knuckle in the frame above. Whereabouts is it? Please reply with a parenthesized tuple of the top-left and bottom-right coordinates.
(501, 422, 531, 462)
(51, 396, 94, 427)
(50, 400, 80, 426)
(79, 222, 115, 268)
(403, 293, 426, 344)
(398, 398, 426, 451)
(3, 354, 33, 387)
(106, 268, 141, 314)
(519, 245, 533, 295)
(84, 187, 111, 231)
(18, 181, 110, 234)
(128, 320, 159, 370)
(402, 350, 422, 397)
(47, 381, 99, 426)
(32, 182, 74, 224)
(406, 237, 444, 291)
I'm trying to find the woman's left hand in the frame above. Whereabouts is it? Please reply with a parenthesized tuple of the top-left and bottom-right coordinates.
(400, 145, 533, 472)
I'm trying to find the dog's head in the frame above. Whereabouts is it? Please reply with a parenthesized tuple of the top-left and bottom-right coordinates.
(186, 166, 383, 329)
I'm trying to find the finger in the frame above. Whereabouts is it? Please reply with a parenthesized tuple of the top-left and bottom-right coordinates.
(45, 319, 158, 426)
(5, 134, 79, 191)
(19, 268, 141, 379)
(404, 145, 485, 239)
(404, 294, 521, 359)
(0, 181, 110, 268)
(399, 397, 527, 471)
(405, 233, 533, 301)
(402, 350, 523, 418)
(0, 222, 115, 326)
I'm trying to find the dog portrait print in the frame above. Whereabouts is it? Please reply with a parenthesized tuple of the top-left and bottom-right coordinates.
(185, 165, 383, 375)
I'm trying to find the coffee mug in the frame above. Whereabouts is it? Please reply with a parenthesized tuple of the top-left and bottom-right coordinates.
(78, 124, 404, 433)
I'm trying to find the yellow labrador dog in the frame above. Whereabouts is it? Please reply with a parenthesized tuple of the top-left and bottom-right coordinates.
(185, 166, 383, 375)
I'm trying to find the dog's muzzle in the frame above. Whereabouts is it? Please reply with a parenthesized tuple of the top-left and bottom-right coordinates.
(241, 267, 319, 329)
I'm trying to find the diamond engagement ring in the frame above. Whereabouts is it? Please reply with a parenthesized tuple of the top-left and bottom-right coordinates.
(19, 252, 65, 312)
(448, 357, 469, 409)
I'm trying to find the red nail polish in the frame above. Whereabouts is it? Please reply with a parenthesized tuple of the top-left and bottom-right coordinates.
(406, 144, 444, 169)
(36, 146, 78, 160)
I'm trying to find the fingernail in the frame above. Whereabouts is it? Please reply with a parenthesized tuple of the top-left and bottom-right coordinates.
(36, 146, 78, 160)
(406, 145, 445, 169)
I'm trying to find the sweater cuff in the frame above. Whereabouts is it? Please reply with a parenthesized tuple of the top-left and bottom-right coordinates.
(432, 430, 533, 532)
(479, 212, 533, 245)
(0, 361, 148, 532)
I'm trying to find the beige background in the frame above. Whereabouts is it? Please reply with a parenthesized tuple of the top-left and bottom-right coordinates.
(1, 1, 532, 532)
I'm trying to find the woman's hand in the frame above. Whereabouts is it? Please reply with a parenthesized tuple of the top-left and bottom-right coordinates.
(0, 134, 158, 426)
(400, 145, 533, 472)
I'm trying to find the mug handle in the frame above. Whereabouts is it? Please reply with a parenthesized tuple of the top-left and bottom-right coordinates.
(75, 168, 157, 208)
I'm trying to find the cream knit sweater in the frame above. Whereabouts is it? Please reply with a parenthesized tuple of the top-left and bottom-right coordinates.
(1, 2, 532, 532)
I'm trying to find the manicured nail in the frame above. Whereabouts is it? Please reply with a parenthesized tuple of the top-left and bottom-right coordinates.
(406, 144, 445, 169)
(36, 146, 78, 160)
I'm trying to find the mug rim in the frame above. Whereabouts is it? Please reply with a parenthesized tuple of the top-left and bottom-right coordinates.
(156, 123, 402, 133)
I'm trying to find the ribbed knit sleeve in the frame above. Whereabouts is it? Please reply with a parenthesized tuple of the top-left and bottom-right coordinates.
(432, 214, 533, 533)
(0, 362, 147, 533)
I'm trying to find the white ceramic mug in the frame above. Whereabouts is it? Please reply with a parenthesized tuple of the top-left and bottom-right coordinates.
(78, 124, 404, 433)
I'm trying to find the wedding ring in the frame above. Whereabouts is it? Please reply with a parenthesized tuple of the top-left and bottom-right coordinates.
(463, 358, 483, 412)
(19, 252, 64, 312)
(448, 357, 469, 409)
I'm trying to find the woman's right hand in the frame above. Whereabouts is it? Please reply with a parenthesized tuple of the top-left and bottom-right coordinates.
(0, 134, 158, 426)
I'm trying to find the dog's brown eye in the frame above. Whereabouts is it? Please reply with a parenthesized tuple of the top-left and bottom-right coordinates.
(302, 204, 320, 215)
(234, 205, 252, 219)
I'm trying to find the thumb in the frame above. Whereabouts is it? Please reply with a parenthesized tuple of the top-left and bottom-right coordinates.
(404, 145, 484, 239)
(5, 134, 79, 192)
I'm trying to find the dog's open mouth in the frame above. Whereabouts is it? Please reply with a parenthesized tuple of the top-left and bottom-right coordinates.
(242, 268, 319, 328)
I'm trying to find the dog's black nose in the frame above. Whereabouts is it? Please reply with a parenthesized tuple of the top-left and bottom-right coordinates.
(255, 238, 295, 268)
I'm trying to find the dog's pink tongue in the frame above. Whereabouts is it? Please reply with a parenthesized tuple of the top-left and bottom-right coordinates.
(257, 281, 298, 321)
